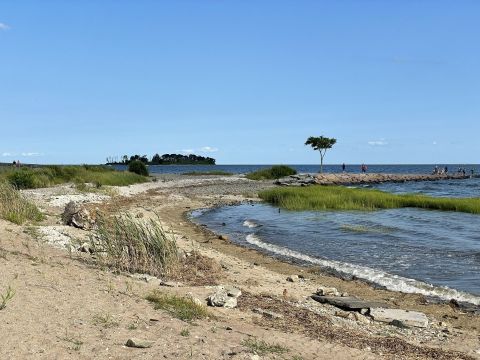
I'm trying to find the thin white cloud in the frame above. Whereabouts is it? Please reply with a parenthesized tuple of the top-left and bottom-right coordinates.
(21, 152, 43, 157)
(200, 146, 218, 153)
(0, 23, 10, 31)
(2, 152, 13, 157)
(368, 139, 388, 146)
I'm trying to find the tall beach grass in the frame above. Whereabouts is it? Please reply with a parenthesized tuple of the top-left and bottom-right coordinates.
(0, 181, 44, 224)
(259, 185, 480, 214)
(0, 165, 148, 189)
(91, 213, 178, 276)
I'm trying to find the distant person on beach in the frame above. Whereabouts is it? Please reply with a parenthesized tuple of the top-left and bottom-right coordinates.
(361, 164, 367, 173)
(444, 166, 448, 174)
(342, 163, 346, 172)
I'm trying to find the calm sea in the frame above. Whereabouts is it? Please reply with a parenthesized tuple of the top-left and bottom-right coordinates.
(189, 164, 480, 305)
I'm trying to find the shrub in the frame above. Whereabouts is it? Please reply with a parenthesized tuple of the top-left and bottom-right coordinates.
(128, 160, 149, 176)
(246, 165, 297, 180)
(7, 169, 36, 189)
(91, 213, 178, 276)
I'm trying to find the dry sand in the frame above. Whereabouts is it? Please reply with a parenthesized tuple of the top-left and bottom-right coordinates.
(1, 175, 479, 359)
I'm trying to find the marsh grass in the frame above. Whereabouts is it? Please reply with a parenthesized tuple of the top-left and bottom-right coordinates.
(145, 291, 210, 322)
(241, 337, 289, 356)
(91, 213, 178, 277)
(0, 181, 44, 224)
(183, 171, 233, 176)
(0, 165, 147, 189)
(246, 165, 297, 180)
(259, 185, 480, 214)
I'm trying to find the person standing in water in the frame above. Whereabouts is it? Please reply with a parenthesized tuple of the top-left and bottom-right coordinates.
(342, 163, 346, 172)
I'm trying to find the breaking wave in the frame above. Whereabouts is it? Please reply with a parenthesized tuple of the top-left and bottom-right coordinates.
(246, 234, 480, 305)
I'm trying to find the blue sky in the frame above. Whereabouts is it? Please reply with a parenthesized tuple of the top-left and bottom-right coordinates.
(1, 1, 479, 164)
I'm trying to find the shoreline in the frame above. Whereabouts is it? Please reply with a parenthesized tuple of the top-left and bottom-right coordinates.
(2, 174, 479, 359)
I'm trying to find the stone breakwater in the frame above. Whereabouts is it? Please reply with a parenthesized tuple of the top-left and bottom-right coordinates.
(275, 173, 472, 186)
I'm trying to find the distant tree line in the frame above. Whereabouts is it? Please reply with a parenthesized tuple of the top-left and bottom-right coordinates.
(106, 153, 216, 165)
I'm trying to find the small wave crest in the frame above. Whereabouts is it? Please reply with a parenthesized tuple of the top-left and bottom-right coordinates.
(243, 220, 261, 228)
(245, 234, 480, 305)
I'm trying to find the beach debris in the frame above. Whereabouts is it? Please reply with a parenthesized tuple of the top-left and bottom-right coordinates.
(252, 308, 283, 319)
(311, 295, 390, 311)
(316, 286, 340, 297)
(218, 234, 229, 241)
(125, 338, 155, 348)
(369, 308, 429, 328)
(159, 280, 183, 287)
(62, 201, 94, 230)
(130, 273, 159, 283)
(207, 285, 241, 308)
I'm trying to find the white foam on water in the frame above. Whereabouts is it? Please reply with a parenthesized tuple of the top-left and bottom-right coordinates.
(243, 220, 260, 228)
(246, 234, 480, 305)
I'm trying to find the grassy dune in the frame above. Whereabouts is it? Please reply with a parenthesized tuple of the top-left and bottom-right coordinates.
(0, 165, 148, 189)
(259, 185, 480, 214)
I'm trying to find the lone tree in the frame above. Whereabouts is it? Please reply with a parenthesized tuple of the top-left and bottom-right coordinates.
(305, 136, 337, 173)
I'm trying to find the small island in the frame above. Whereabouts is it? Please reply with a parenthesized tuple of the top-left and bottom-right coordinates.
(106, 153, 216, 165)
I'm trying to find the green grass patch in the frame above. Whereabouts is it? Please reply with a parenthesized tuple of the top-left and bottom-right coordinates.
(145, 291, 210, 322)
(246, 165, 297, 180)
(91, 214, 179, 277)
(259, 185, 480, 214)
(241, 337, 289, 356)
(0, 181, 44, 224)
(183, 171, 233, 176)
(0, 165, 148, 189)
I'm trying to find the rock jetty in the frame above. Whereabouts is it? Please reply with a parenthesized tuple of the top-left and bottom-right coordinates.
(276, 173, 471, 186)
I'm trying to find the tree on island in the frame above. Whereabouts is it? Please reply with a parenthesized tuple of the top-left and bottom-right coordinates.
(305, 136, 337, 173)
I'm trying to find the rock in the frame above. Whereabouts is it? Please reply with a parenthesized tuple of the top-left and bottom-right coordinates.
(286, 275, 299, 282)
(62, 201, 93, 230)
(352, 312, 371, 324)
(218, 234, 229, 241)
(316, 286, 340, 297)
(311, 295, 390, 311)
(186, 292, 204, 307)
(252, 308, 283, 319)
(370, 308, 429, 328)
(207, 288, 238, 308)
(224, 285, 242, 298)
(125, 338, 154, 348)
(78, 242, 93, 253)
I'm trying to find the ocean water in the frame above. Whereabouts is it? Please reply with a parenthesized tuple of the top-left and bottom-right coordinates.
(115, 163, 479, 176)
(191, 172, 480, 305)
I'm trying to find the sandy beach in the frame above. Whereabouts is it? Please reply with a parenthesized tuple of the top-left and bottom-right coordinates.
(1, 174, 479, 359)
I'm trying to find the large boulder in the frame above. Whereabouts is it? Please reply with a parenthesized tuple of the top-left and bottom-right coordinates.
(207, 286, 241, 308)
(62, 201, 94, 230)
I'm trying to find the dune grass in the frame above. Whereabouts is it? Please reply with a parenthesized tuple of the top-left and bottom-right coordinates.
(0, 181, 44, 224)
(90, 213, 179, 277)
(183, 171, 233, 176)
(259, 185, 480, 214)
(246, 165, 297, 180)
(146, 291, 210, 322)
(0, 165, 148, 189)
